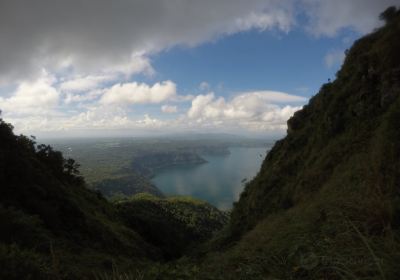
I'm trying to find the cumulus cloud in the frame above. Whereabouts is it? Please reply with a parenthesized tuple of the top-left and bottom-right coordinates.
(161, 105, 178, 113)
(100, 80, 177, 106)
(187, 91, 306, 131)
(6, 109, 165, 135)
(60, 75, 112, 93)
(0, 73, 59, 116)
(64, 89, 104, 105)
(0, 0, 396, 136)
(3, 87, 306, 136)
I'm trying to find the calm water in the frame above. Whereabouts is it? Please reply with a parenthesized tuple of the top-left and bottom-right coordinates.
(151, 147, 269, 210)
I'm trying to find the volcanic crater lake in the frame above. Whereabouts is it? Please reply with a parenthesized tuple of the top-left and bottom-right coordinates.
(151, 146, 269, 210)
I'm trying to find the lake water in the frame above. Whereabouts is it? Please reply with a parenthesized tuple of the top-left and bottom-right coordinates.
(151, 147, 269, 210)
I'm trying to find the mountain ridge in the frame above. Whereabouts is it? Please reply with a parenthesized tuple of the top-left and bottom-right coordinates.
(195, 7, 400, 279)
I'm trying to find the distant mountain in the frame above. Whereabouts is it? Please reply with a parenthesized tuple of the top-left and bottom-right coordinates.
(155, 132, 279, 144)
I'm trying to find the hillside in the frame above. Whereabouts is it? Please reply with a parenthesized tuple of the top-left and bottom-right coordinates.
(0, 118, 227, 279)
(0, 120, 164, 279)
(93, 174, 164, 198)
(116, 194, 228, 260)
(196, 7, 400, 279)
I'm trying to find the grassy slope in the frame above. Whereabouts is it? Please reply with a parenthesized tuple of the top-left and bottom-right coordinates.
(194, 8, 400, 280)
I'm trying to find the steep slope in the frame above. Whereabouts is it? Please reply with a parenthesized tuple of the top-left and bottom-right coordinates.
(0, 118, 229, 279)
(117, 194, 228, 260)
(0, 120, 163, 279)
(197, 7, 400, 280)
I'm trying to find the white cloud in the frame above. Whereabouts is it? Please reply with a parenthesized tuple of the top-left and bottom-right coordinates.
(0, 0, 396, 85)
(0, 0, 295, 84)
(59, 54, 153, 93)
(187, 90, 306, 131)
(233, 10, 293, 33)
(324, 49, 346, 68)
(64, 106, 131, 130)
(0, 73, 59, 116)
(100, 80, 177, 106)
(106, 53, 155, 78)
(60, 75, 111, 93)
(161, 105, 178, 113)
(4, 109, 161, 135)
(64, 89, 104, 105)
(235, 90, 308, 103)
(188, 94, 218, 119)
(3, 88, 306, 136)
(1, 0, 395, 136)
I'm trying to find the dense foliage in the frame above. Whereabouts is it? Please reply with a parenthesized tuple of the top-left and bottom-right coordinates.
(0, 118, 227, 279)
(116, 194, 228, 260)
(0, 119, 165, 279)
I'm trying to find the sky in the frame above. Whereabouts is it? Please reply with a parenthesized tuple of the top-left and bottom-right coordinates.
(0, 0, 398, 138)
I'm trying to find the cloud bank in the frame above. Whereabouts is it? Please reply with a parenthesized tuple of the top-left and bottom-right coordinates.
(0, 0, 398, 136)
(187, 91, 305, 131)
(1, 0, 396, 83)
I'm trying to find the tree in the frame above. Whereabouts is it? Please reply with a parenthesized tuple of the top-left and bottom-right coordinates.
(64, 158, 80, 176)
(380, 6, 398, 23)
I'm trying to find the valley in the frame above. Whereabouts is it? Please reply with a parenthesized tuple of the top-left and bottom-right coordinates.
(46, 136, 272, 208)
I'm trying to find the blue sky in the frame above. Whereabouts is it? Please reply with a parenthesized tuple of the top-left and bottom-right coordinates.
(110, 23, 357, 124)
(152, 27, 356, 97)
(0, 0, 397, 137)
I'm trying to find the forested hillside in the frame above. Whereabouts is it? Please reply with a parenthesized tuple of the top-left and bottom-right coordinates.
(0, 118, 227, 279)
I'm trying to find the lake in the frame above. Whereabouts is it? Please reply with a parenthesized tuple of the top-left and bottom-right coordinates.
(151, 146, 269, 210)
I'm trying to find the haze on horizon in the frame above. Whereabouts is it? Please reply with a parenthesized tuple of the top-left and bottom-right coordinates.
(0, 0, 397, 138)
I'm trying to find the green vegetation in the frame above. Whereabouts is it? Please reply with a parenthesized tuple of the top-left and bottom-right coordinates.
(48, 137, 236, 184)
(0, 118, 227, 278)
(48, 136, 267, 199)
(199, 6, 400, 279)
(116, 194, 228, 259)
(1, 6, 400, 280)
(94, 175, 164, 198)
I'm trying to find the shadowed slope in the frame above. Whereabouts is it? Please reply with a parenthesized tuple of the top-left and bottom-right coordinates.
(198, 7, 400, 280)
